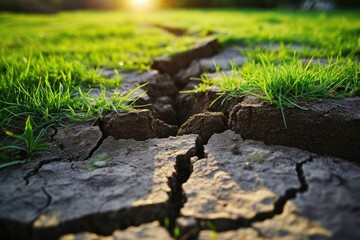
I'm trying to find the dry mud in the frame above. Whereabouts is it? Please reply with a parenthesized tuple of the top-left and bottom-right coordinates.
(1, 39, 359, 240)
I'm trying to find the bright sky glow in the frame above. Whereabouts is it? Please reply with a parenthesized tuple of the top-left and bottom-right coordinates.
(135, 0, 146, 5)
(128, 0, 154, 10)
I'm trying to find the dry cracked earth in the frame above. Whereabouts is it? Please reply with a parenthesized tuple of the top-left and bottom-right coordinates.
(1, 38, 360, 240)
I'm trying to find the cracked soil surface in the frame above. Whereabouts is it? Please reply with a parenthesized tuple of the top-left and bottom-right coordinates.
(1, 39, 360, 240)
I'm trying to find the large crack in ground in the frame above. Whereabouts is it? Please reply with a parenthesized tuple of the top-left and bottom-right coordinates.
(2, 39, 360, 239)
(162, 137, 205, 238)
(16, 135, 201, 240)
(174, 156, 314, 238)
(248, 157, 312, 225)
(39, 187, 52, 214)
(84, 119, 108, 161)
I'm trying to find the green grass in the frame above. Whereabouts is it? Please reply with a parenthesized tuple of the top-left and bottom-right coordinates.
(0, 115, 50, 166)
(0, 11, 205, 137)
(194, 55, 359, 127)
(0, 9, 359, 154)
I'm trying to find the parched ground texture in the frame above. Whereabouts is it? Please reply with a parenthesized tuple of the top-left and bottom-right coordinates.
(1, 39, 359, 240)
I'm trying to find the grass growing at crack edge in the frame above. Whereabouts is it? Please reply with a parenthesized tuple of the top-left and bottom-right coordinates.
(0, 72, 146, 165)
(1, 10, 359, 161)
(0, 116, 50, 169)
(193, 55, 359, 128)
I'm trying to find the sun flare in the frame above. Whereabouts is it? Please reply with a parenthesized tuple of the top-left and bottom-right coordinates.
(135, 0, 146, 5)
(128, 0, 154, 10)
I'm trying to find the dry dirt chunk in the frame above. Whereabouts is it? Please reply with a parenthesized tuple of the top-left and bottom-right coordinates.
(175, 60, 202, 88)
(60, 222, 172, 240)
(182, 130, 308, 231)
(0, 134, 198, 240)
(152, 96, 178, 125)
(140, 72, 178, 100)
(198, 203, 332, 240)
(198, 203, 333, 240)
(102, 109, 177, 140)
(199, 46, 246, 72)
(175, 93, 207, 125)
(229, 97, 360, 161)
(53, 123, 102, 161)
(287, 156, 360, 240)
(198, 156, 360, 240)
(249, 203, 333, 240)
(175, 90, 243, 125)
(178, 111, 227, 142)
(183, 130, 360, 239)
(151, 38, 219, 75)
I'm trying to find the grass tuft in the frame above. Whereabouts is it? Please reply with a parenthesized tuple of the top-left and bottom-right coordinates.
(195, 54, 359, 126)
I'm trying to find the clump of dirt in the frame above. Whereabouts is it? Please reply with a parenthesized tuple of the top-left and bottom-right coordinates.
(102, 109, 177, 141)
(228, 97, 360, 161)
(178, 111, 228, 143)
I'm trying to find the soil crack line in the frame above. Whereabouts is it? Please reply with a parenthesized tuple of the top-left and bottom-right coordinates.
(39, 187, 52, 213)
(85, 120, 108, 161)
(195, 157, 313, 233)
(23, 158, 61, 185)
(246, 157, 313, 225)
(162, 137, 205, 238)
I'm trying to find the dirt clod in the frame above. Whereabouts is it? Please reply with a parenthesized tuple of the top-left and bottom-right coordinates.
(229, 97, 360, 161)
(182, 130, 360, 239)
(102, 109, 177, 141)
(0, 134, 198, 240)
(178, 111, 228, 143)
(53, 123, 102, 161)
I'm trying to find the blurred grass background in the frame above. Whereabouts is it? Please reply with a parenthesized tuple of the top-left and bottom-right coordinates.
(0, 2, 359, 160)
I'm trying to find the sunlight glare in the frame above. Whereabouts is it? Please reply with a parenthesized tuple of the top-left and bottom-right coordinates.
(135, 0, 146, 5)
(128, 0, 155, 11)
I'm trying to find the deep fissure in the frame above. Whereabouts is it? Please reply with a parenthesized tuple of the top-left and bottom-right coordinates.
(39, 187, 52, 214)
(162, 137, 205, 238)
(4, 38, 357, 239)
(85, 119, 108, 161)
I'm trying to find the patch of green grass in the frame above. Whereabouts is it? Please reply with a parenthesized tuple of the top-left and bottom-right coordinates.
(0, 11, 203, 135)
(0, 9, 359, 145)
(0, 116, 50, 168)
(195, 54, 359, 127)
(0, 57, 145, 131)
